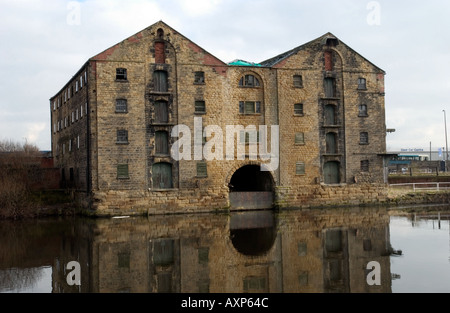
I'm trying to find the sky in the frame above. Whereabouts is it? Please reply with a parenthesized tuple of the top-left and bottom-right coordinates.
(0, 0, 449, 152)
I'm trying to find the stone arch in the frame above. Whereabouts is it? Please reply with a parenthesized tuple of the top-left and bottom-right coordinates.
(227, 162, 275, 210)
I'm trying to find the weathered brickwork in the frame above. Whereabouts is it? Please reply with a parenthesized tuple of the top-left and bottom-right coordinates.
(50, 21, 388, 216)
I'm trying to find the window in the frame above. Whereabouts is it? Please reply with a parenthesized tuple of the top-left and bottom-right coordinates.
(360, 132, 369, 144)
(53, 101, 56, 111)
(116, 68, 127, 80)
(295, 132, 305, 145)
(296, 162, 306, 175)
(71, 112, 75, 123)
(326, 132, 337, 154)
(154, 70, 168, 92)
(361, 160, 369, 172)
(116, 99, 128, 113)
(155, 131, 169, 155)
(80, 105, 83, 118)
(194, 71, 205, 84)
(117, 130, 128, 144)
(324, 105, 336, 125)
(80, 76, 83, 89)
(152, 162, 173, 189)
(75, 81, 79, 92)
(69, 139, 72, 152)
(240, 130, 259, 144)
(358, 78, 367, 90)
(76, 109, 79, 121)
(77, 135, 80, 149)
(239, 101, 261, 114)
(294, 103, 304, 115)
(196, 161, 207, 177)
(117, 164, 129, 179)
(195, 101, 206, 114)
(155, 101, 169, 123)
(324, 78, 336, 98)
(239, 74, 260, 87)
(293, 75, 303, 88)
(358, 104, 368, 117)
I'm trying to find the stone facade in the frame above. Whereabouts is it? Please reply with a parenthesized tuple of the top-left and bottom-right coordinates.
(50, 21, 388, 216)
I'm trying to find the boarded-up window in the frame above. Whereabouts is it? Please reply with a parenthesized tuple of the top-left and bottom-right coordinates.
(324, 104, 336, 125)
(361, 160, 369, 172)
(293, 75, 303, 87)
(152, 162, 173, 189)
(326, 132, 337, 154)
(296, 162, 305, 175)
(294, 103, 303, 115)
(239, 101, 261, 114)
(358, 78, 367, 90)
(324, 78, 336, 98)
(115, 99, 127, 113)
(195, 101, 206, 114)
(240, 130, 259, 144)
(117, 164, 129, 179)
(295, 132, 305, 145)
(117, 130, 128, 143)
(155, 131, 169, 155)
(358, 104, 368, 117)
(155, 101, 168, 123)
(324, 161, 340, 184)
(154, 70, 168, 92)
(154, 41, 165, 64)
(324, 50, 333, 71)
(196, 161, 207, 177)
(360, 132, 369, 144)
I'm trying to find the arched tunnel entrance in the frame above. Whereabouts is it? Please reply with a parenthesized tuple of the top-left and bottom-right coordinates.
(228, 165, 274, 210)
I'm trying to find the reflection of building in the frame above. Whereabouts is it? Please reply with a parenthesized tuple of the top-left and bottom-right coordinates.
(47, 208, 392, 293)
(50, 21, 388, 216)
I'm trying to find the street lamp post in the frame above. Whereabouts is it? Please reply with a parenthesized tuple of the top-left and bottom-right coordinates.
(444, 110, 449, 171)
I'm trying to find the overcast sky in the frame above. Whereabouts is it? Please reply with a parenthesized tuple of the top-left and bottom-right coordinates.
(1, 0, 449, 153)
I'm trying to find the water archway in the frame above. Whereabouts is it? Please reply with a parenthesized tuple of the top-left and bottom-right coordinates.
(228, 165, 274, 210)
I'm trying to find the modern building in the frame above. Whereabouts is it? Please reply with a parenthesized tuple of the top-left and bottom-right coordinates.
(50, 21, 388, 215)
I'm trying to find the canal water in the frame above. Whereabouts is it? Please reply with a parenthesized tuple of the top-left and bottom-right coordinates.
(0, 205, 449, 293)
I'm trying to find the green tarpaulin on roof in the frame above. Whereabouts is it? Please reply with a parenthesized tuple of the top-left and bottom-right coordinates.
(228, 59, 261, 67)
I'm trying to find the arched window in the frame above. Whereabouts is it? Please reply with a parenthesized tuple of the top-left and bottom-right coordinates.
(152, 162, 173, 189)
(239, 74, 260, 87)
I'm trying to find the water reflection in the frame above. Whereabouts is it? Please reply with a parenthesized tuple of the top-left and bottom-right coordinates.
(0, 207, 400, 293)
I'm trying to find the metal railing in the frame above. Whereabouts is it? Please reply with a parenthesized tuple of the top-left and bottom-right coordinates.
(389, 182, 450, 192)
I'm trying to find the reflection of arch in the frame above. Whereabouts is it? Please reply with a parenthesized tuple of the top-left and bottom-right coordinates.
(229, 210, 277, 256)
(152, 162, 173, 189)
(324, 161, 340, 184)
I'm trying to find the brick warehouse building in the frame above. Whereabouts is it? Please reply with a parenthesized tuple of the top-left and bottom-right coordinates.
(50, 21, 388, 216)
